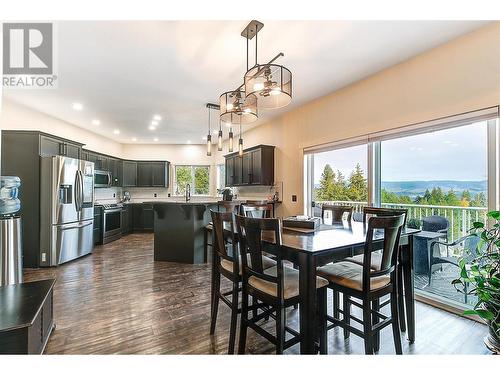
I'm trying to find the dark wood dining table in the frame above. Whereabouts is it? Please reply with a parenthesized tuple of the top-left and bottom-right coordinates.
(260, 220, 420, 354)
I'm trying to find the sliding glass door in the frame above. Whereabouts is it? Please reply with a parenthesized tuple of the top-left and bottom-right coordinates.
(304, 110, 498, 310)
(380, 121, 489, 307)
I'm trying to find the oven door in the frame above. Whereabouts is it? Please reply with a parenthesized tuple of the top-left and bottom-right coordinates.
(94, 170, 112, 188)
(103, 208, 122, 242)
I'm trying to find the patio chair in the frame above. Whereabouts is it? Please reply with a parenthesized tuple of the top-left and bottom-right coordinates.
(428, 234, 481, 304)
(422, 215, 449, 237)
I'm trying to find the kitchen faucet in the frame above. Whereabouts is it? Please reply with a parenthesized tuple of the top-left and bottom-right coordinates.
(185, 184, 191, 202)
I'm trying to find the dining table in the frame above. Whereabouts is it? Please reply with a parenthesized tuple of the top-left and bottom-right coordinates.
(259, 219, 420, 354)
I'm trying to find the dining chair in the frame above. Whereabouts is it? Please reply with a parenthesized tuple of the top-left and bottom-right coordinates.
(317, 214, 405, 354)
(345, 206, 408, 335)
(321, 204, 353, 224)
(241, 203, 273, 218)
(235, 215, 329, 354)
(209, 210, 275, 354)
(203, 202, 240, 265)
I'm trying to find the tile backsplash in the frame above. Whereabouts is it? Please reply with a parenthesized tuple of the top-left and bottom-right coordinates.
(124, 187, 170, 199)
(94, 187, 122, 203)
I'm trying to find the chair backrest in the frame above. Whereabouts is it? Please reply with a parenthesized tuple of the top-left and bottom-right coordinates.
(235, 214, 282, 280)
(363, 214, 405, 291)
(210, 210, 237, 267)
(363, 207, 408, 227)
(321, 204, 353, 223)
(241, 203, 273, 218)
(422, 215, 449, 233)
(219, 201, 240, 214)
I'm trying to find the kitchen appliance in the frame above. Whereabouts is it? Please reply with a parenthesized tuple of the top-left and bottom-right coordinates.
(0, 176, 23, 286)
(39, 156, 95, 266)
(94, 169, 112, 188)
(123, 191, 131, 202)
(102, 203, 123, 244)
(220, 188, 233, 201)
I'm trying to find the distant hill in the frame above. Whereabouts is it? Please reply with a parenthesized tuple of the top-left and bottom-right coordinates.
(380, 180, 487, 198)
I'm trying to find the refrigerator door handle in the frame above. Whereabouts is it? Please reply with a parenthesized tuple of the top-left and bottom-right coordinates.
(60, 221, 93, 231)
(79, 170, 85, 211)
(74, 171, 80, 212)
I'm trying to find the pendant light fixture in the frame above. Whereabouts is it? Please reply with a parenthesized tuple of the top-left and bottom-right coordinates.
(206, 105, 212, 156)
(219, 89, 258, 124)
(217, 119, 223, 151)
(228, 125, 234, 152)
(238, 117, 243, 157)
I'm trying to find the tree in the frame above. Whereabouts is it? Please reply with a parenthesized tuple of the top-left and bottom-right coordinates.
(316, 164, 336, 200)
(194, 167, 210, 195)
(347, 163, 367, 201)
(175, 166, 192, 195)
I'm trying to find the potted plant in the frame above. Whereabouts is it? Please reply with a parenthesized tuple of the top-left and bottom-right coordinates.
(452, 210, 500, 354)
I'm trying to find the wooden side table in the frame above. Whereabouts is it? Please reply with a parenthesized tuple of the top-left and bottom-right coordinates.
(0, 279, 56, 354)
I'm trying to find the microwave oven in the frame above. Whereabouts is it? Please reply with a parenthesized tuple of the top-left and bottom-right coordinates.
(94, 170, 112, 188)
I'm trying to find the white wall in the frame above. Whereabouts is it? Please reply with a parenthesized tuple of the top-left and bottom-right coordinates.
(0, 98, 123, 158)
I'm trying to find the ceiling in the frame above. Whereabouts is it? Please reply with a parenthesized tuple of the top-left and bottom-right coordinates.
(4, 20, 489, 144)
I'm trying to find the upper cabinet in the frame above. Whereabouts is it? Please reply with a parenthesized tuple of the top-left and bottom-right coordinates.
(224, 145, 274, 187)
(39, 134, 82, 159)
(124, 161, 169, 188)
(122, 161, 137, 187)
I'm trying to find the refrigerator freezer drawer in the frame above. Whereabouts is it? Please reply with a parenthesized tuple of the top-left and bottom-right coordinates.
(44, 220, 94, 266)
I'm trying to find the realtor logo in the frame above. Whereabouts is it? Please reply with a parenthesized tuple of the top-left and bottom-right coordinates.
(2, 22, 57, 88)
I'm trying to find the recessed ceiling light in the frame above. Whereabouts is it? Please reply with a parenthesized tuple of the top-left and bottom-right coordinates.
(187, 140, 191, 144)
(148, 125, 156, 131)
(131, 137, 137, 142)
(153, 138, 159, 142)
(153, 115, 162, 121)
(212, 130, 218, 134)
(113, 129, 120, 135)
(151, 120, 159, 126)
(91, 119, 100, 126)
(72, 102, 83, 111)
(202, 136, 207, 141)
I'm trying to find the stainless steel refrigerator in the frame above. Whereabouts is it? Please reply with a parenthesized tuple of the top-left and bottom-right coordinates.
(39, 156, 94, 266)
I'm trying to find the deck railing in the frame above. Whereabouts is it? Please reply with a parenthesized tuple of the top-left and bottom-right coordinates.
(315, 200, 488, 241)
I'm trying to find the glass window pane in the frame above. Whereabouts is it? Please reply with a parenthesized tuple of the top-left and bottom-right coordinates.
(194, 166, 210, 195)
(312, 144, 368, 216)
(380, 121, 488, 307)
(175, 166, 193, 195)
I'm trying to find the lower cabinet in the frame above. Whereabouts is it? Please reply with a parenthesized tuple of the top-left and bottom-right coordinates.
(131, 203, 154, 232)
(93, 206, 103, 245)
(122, 205, 133, 234)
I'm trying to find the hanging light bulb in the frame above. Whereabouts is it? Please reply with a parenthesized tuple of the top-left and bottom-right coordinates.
(217, 119, 223, 151)
(228, 125, 234, 152)
(206, 107, 212, 156)
(238, 119, 243, 156)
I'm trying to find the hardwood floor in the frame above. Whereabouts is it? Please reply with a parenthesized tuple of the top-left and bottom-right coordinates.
(23, 233, 489, 354)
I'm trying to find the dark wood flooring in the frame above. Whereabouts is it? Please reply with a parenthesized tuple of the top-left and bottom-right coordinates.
(23, 233, 489, 354)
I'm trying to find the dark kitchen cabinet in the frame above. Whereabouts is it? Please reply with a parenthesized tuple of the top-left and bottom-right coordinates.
(39, 135, 82, 159)
(93, 206, 103, 245)
(122, 205, 132, 234)
(137, 162, 153, 187)
(122, 161, 137, 187)
(94, 154, 108, 171)
(224, 145, 274, 186)
(151, 162, 169, 187)
(132, 203, 154, 232)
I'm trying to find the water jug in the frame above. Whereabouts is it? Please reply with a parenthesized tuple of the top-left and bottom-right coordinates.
(0, 176, 21, 216)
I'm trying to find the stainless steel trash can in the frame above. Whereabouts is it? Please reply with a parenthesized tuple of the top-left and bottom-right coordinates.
(0, 215, 23, 286)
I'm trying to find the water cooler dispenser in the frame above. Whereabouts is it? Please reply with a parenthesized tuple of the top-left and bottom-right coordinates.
(0, 176, 23, 286)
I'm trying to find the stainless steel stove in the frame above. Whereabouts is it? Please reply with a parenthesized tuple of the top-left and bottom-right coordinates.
(101, 203, 124, 244)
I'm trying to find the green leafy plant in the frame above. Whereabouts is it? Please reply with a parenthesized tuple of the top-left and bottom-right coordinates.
(452, 210, 500, 349)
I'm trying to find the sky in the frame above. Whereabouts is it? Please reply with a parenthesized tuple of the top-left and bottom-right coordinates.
(313, 121, 488, 183)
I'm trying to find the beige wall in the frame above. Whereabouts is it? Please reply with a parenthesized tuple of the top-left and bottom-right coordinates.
(216, 22, 500, 217)
(0, 98, 124, 158)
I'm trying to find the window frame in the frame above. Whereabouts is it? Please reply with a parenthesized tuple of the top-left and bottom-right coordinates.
(173, 164, 211, 197)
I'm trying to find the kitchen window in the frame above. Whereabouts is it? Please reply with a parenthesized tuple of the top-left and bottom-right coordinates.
(174, 165, 210, 196)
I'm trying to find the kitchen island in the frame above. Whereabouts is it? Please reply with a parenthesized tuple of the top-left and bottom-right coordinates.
(152, 201, 218, 264)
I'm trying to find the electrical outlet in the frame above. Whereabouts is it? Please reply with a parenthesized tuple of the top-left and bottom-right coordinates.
(292, 195, 297, 202)
(168, 193, 171, 197)
(154, 193, 157, 197)
(113, 193, 116, 198)
(41, 253, 46, 262)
